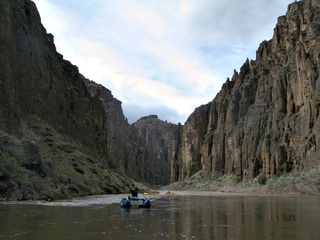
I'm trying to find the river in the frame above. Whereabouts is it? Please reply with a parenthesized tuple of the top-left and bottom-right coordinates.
(0, 191, 319, 240)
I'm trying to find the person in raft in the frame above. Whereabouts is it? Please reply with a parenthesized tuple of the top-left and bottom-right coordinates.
(130, 186, 138, 197)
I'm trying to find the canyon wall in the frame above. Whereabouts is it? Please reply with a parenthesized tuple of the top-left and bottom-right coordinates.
(0, 0, 132, 200)
(171, 0, 320, 182)
(133, 115, 177, 185)
(0, 0, 108, 155)
(85, 82, 176, 185)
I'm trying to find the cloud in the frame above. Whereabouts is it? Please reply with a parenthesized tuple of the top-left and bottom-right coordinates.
(189, 0, 288, 43)
(74, 39, 208, 123)
(121, 3, 167, 38)
(34, 0, 294, 124)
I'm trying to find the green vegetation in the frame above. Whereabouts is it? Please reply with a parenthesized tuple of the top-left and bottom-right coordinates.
(258, 173, 267, 185)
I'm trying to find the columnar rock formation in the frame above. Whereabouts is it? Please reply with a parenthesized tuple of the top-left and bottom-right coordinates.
(171, 0, 320, 183)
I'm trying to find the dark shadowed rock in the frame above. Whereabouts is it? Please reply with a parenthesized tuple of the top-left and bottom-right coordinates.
(0, 0, 131, 200)
(133, 115, 177, 185)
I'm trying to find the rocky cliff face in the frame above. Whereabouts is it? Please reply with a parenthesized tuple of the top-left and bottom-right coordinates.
(171, 0, 320, 183)
(0, 0, 108, 154)
(0, 0, 132, 200)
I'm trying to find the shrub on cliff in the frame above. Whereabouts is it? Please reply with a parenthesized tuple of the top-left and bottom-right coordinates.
(258, 173, 267, 185)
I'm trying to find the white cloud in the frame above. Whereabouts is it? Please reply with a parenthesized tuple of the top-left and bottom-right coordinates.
(179, 0, 193, 16)
(33, 0, 294, 124)
(35, 0, 66, 34)
(73, 39, 206, 122)
(122, 3, 167, 38)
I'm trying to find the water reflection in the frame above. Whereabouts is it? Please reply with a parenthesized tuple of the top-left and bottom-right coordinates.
(166, 195, 319, 240)
(0, 194, 319, 239)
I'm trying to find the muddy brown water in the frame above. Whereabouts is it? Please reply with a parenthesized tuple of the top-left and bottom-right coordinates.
(0, 191, 319, 239)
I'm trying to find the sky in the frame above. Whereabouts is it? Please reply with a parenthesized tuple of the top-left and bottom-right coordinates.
(33, 0, 295, 124)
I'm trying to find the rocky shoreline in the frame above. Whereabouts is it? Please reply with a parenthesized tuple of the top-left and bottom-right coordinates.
(163, 165, 320, 195)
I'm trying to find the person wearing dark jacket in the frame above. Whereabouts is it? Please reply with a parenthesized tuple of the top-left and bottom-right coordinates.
(130, 186, 138, 197)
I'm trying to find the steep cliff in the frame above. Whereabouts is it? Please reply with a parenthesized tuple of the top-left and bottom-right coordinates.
(85, 79, 176, 185)
(0, 0, 131, 200)
(171, 0, 320, 183)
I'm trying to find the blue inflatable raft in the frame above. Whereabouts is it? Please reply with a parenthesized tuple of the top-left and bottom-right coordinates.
(120, 196, 151, 209)
(120, 198, 131, 208)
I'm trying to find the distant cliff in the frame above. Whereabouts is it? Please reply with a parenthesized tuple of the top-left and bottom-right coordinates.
(85, 79, 176, 185)
(133, 115, 177, 185)
(171, 0, 320, 183)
